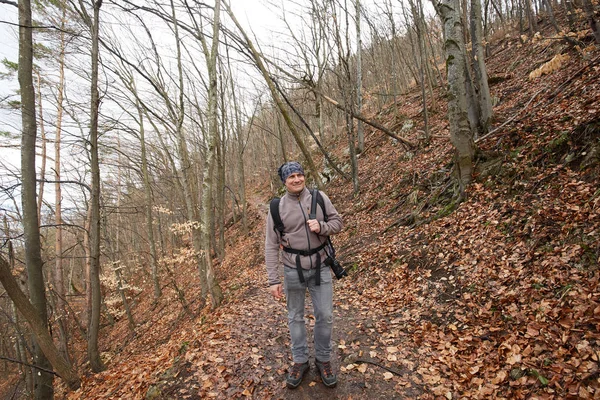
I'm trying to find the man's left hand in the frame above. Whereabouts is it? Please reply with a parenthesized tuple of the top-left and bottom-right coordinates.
(307, 219, 321, 233)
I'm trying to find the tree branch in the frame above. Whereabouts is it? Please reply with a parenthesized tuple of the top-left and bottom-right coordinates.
(0, 355, 59, 376)
(0, 0, 17, 7)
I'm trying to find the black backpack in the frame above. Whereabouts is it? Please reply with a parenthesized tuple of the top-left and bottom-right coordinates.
(269, 189, 331, 285)
(269, 189, 328, 235)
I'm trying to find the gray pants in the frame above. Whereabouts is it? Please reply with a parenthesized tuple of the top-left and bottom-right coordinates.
(284, 265, 333, 363)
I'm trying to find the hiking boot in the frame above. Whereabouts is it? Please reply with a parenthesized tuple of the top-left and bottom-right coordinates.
(286, 361, 309, 389)
(315, 359, 337, 388)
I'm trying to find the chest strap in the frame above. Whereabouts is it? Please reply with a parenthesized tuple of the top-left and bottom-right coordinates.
(283, 241, 327, 285)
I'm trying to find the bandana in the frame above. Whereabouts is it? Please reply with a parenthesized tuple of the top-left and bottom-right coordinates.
(278, 161, 304, 183)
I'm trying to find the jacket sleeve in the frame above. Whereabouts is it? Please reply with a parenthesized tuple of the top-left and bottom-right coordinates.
(318, 191, 343, 236)
(265, 206, 282, 286)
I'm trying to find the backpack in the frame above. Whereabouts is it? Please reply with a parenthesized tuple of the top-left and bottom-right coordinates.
(269, 189, 328, 235)
(269, 189, 333, 285)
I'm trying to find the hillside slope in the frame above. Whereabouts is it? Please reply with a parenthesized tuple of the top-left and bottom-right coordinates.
(48, 15, 600, 400)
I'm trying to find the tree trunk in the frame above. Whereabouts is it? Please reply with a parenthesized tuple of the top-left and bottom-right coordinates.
(169, 0, 209, 303)
(3, 217, 34, 394)
(35, 70, 47, 226)
(226, 47, 248, 234)
(0, 255, 80, 391)
(582, 0, 600, 44)
(434, 0, 476, 193)
(524, 0, 538, 35)
(132, 81, 161, 301)
(113, 138, 135, 331)
(86, 0, 105, 373)
(18, 0, 54, 397)
(355, 0, 364, 153)
(470, 0, 494, 133)
(53, 8, 69, 365)
(200, 0, 224, 308)
(542, 0, 561, 34)
(408, 0, 431, 141)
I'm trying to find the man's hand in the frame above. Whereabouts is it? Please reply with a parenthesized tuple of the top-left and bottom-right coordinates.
(307, 219, 321, 233)
(269, 283, 283, 299)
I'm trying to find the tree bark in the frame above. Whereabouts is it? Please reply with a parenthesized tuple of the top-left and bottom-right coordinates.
(470, 0, 494, 133)
(18, 0, 54, 397)
(85, 0, 105, 373)
(200, 0, 224, 308)
(434, 0, 476, 193)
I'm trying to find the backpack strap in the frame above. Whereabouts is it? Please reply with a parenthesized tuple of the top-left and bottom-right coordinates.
(310, 189, 328, 222)
(312, 189, 336, 260)
(269, 197, 284, 236)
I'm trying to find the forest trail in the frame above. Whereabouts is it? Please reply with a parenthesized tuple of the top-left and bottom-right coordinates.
(32, 10, 600, 399)
(179, 194, 425, 399)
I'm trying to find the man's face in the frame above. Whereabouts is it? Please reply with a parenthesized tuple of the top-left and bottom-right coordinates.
(285, 172, 305, 194)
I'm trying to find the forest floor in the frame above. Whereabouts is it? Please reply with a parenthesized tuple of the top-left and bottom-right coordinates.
(2, 9, 600, 400)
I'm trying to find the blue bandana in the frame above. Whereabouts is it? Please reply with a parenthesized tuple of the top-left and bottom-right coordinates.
(278, 161, 304, 182)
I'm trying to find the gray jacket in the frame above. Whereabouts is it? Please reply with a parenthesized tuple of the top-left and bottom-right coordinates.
(265, 187, 343, 286)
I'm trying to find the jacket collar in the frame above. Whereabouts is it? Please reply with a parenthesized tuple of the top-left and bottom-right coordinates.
(286, 186, 309, 200)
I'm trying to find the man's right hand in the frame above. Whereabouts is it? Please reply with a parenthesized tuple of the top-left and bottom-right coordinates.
(269, 283, 283, 299)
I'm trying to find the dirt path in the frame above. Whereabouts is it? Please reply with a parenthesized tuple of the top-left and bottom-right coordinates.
(211, 280, 421, 399)
(240, 193, 423, 397)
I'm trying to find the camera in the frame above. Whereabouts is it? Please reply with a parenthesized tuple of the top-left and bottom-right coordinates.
(324, 257, 348, 280)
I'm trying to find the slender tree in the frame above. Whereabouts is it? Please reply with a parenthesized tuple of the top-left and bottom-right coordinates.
(52, 3, 70, 365)
(197, 0, 224, 308)
(356, 0, 365, 153)
(74, 0, 105, 372)
(18, 0, 55, 396)
(169, 0, 209, 302)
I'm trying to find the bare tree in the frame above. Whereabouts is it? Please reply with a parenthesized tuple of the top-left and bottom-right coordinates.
(356, 0, 364, 153)
(195, 0, 224, 308)
(73, 0, 105, 372)
(18, 0, 55, 396)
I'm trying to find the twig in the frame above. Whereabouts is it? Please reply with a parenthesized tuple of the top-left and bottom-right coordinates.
(0, 356, 58, 376)
(475, 85, 548, 144)
(354, 359, 404, 376)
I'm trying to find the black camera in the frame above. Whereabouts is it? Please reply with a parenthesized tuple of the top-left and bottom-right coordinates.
(324, 257, 348, 280)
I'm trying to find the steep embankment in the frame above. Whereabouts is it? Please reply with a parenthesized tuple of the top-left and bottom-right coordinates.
(59, 16, 599, 400)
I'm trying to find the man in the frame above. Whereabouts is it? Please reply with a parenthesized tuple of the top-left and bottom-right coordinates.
(265, 161, 344, 389)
